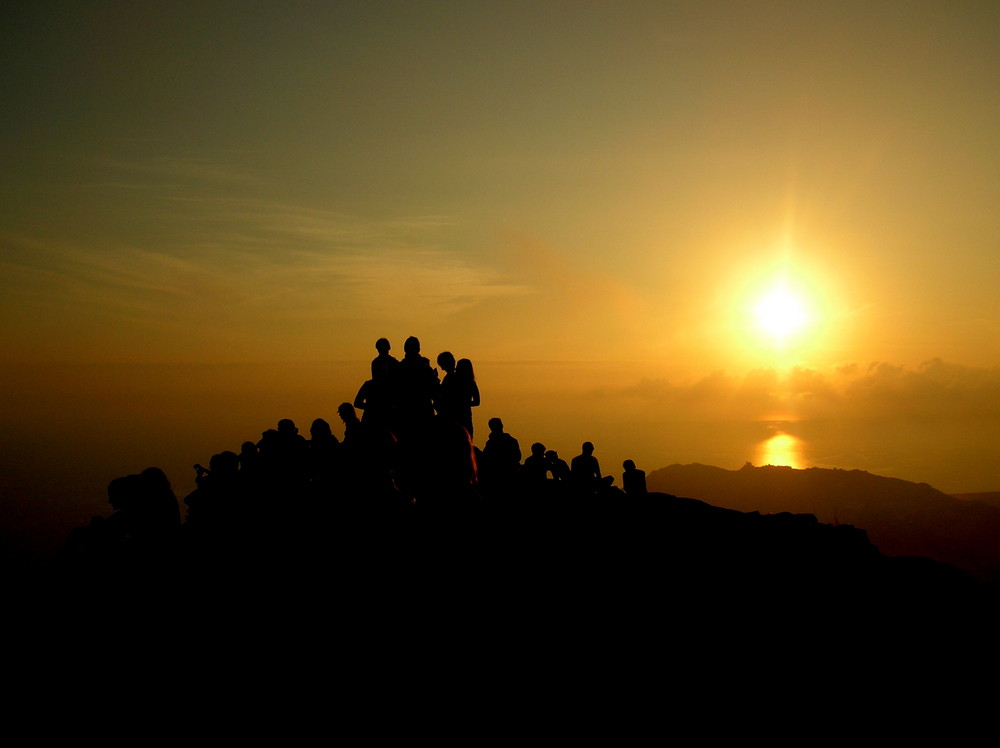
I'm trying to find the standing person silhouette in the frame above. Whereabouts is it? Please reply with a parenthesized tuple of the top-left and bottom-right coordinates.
(393, 336, 439, 440)
(480, 417, 521, 492)
(453, 358, 480, 440)
(372, 338, 399, 377)
(435, 351, 458, 422)
(355, 354, 395, 431)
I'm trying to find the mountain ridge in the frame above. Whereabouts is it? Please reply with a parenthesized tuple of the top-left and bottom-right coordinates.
(647, 462, 1000, 583)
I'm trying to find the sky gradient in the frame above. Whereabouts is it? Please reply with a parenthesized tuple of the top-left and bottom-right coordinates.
(3, 2, 1000, 557)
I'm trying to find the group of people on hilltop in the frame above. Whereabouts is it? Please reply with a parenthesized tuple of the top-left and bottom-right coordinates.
(354, 336, 480, 441)
(62, 336, 648, 570)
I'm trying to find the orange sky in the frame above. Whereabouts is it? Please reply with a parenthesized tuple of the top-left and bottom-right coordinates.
(3, 2, 999, 370)
(2, 3, 1000, 552)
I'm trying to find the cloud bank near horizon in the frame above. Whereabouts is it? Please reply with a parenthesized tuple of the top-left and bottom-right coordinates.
(603, 358, 1000, 422)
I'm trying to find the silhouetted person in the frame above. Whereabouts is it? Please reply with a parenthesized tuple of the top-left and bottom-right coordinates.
(435, 351, 459, 422)
(65, 468, 181, 571)
(622, 459, 647, 496)
(480, 417, 521, 492)
(238, 441, 260, 476)
(355, 357, 395, 431)
(274, 418, 309, 487)
(185, 451, 242, 530)
(523, 442, 549, 483)
(139, 467, 181, 530)
(571, 441, 613, 495)
(338, 402, 398, 502)
(372, 337, 399, 378)
(308, 417, 341, 494)
(109, 471, 178, 542)
(546, 450, 571, 482)
(393, 336, 439, 439)
(404, 417, 481, 509)
(437, 351, 456, 377)
(453, 358, 480, 439)
(338, 402, 364, 449)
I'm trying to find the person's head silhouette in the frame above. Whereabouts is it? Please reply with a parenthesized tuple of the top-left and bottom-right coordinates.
(437, 351, 456, 374)
(456, 358, 475, 379)
(311, 418, 333, 439)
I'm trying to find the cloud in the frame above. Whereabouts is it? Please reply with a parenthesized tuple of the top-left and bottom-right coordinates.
(608, 359, 1000, 422)
(87, 154, 266, 189)
(0, 183, 532, 362)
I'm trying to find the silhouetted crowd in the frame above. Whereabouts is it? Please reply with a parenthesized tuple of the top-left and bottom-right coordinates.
(61, 337, 648, 572)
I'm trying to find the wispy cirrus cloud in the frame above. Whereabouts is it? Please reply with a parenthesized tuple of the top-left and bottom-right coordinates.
(0, 164, 531, 362)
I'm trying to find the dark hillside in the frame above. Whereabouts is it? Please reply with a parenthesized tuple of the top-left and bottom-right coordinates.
(647, 463, 1000, 583)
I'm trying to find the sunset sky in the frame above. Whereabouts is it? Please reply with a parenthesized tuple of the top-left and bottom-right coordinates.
(3, 1, 1000, 554)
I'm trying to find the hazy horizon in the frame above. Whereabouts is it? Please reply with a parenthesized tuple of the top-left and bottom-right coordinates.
(5, 353, 1000, 565)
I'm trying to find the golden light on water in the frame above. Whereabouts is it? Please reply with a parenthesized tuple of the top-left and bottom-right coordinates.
(755, 432, 805, 469)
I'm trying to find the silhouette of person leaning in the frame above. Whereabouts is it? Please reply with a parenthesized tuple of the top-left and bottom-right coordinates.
(545, 450, 571, 482)
(434, 353, 480, 440)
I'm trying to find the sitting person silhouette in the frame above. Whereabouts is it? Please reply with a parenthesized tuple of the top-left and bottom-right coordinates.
(308, 417, 341, 491)
(622, 459, 647, 495)
(480, 417, 521, 490)
(571, 441, 614, 494)
(337, 402, 363, 447)
(185, 451, 242, 529)
(545, 450, 571, 482)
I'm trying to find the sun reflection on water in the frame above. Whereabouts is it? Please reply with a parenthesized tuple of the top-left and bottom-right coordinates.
(755, 432, 805, 469)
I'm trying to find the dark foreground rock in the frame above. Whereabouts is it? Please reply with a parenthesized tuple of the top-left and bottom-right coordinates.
(10, 485, 998, 706)
(41, 487, 998, 630)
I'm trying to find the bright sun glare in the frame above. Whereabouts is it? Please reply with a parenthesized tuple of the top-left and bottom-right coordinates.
(753, 283, 810, 344)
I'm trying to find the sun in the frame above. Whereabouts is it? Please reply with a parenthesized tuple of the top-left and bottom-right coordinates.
(753, 282, 810, 344)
